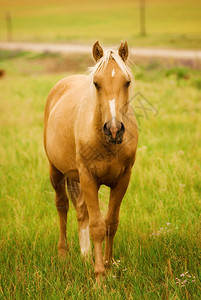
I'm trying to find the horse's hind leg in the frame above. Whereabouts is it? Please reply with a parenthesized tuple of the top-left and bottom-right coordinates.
(67, 179, 90, 258)
(49, 163, 69, 257)
(77, 192, 90, 258)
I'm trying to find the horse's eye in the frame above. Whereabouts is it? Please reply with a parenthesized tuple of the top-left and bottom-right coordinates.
(125, 81, 131, 88)
(93, 81, 100, 90)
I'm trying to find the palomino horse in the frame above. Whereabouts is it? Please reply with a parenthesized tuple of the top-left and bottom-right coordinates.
(44, 41, 138, 284)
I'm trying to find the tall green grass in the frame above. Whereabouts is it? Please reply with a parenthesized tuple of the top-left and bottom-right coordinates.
(0, 0, 201, 48)
(0, 51, 201, 299)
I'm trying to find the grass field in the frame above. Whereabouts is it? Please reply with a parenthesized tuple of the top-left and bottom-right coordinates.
(0, 50, 201, 299)
(0, 0, 201, 49)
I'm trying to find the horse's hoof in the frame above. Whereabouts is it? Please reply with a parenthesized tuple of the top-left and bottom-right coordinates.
(58, 243, 69, 258)
(58, 248, 67, 258)
(95, 274, 106, 289)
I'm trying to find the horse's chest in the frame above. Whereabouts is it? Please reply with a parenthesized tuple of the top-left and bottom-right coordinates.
(78, 140, 133, 186)
(90, 158, 124, 186)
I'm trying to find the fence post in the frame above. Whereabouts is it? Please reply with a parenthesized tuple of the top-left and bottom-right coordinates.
(6, 12, 13, 41)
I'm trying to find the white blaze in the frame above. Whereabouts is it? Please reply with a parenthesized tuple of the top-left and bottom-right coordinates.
(112, 69, 115, 77)
(79, 225, 90, 257)
(109, 99, 116, 123)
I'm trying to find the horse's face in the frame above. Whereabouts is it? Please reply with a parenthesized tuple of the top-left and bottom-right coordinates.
(92, 41, 131, 144)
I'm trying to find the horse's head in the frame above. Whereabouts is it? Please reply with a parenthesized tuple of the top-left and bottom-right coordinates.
(91, 41, 133, 144)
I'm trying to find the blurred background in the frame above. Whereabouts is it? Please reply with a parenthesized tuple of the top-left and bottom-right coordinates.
(1, 0, 201, 48)
(0, 1, 201, 299)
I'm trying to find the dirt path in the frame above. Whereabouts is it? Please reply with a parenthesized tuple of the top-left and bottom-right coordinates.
(0, 42, 201, 61)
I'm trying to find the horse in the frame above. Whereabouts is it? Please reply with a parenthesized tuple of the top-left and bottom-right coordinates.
(44, 41, 138, 285)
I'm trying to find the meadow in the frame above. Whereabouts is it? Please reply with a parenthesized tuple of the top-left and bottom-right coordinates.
(0, 0, 201, 49)
(0, 50, 201, 299)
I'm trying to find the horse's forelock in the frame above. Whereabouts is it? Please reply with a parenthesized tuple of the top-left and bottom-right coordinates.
(89, 50, 132, 79)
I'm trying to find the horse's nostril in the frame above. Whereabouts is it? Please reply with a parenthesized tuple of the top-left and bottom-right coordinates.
(103, 123, 108, 134)
(120, 122, 125, 133)
(103, 122, 125, 142)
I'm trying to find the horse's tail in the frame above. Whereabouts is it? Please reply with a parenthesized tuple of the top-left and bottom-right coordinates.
(66, 178, 81, 208)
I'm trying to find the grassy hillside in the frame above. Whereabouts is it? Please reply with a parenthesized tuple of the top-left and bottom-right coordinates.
(0, 0, 201, 48)
(0, 50, 201, 298)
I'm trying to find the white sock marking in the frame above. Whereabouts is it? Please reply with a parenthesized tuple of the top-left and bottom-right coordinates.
(109, 99, 116, 122)
(80, 225, 90, 257)
(112, 69, 115, 77)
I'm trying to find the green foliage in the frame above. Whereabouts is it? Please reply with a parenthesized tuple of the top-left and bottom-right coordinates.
(192, 77, 201, 89)
(0, 52, 201, 299)
(165, 67, 190, 80)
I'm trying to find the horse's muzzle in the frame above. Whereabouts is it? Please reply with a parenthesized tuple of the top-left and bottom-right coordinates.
(103, 121, 125, 144)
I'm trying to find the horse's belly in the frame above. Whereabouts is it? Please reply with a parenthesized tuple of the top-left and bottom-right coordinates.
(46, 132, 79, 180)
(46, 141, 77, 176)
(46, 125, 77, 175)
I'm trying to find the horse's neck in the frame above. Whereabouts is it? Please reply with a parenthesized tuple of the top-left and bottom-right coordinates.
(88, 93, 104, 140)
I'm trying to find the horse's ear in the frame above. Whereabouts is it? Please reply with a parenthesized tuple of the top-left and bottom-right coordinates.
(92, 41, 104, 62)
(118, 41, 129, 62)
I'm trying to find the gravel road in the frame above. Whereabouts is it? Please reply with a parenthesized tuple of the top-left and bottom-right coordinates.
(1, 42, 201, 62)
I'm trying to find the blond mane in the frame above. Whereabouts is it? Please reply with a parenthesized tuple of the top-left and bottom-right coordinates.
(89, 50, 133, 79)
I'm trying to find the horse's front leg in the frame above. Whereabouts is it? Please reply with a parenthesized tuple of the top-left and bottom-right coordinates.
(104, 167, 131, 264)
(79, 169, 106, 286)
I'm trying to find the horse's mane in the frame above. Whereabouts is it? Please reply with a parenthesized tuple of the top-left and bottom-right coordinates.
(89, 50, 132, 79)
